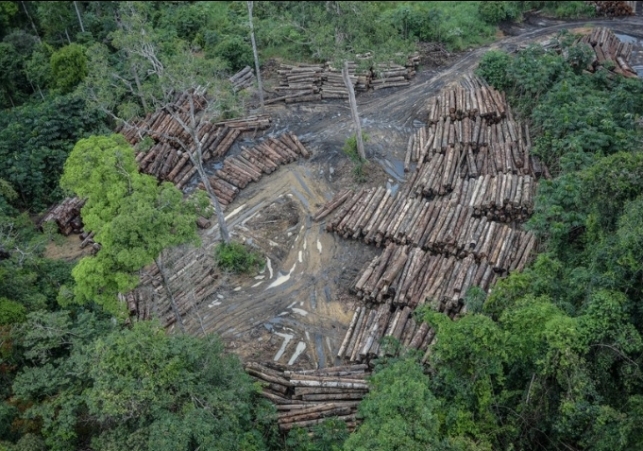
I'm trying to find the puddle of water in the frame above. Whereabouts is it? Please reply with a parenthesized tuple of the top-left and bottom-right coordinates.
(386, 181, 400, 196)
(266, 258, 273, 278)
(251, 281, 262, 288)
(375, 157, 406, 182)
(298, 251, 303, 263)
(291, 308, 309, 316)
(288, 341, 307, 365)
(290, 187, 310, 210)
(310, 290, 317, 310)
(324, 286, 332, 303)
(254, 275, 265, 280)
(266, 262, 296, 289)
(326, 336, 334, 355)
(615, 33, 643, 45)
(274, 332, 293, 361)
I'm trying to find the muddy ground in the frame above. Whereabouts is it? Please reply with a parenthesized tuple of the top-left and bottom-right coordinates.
(45, 16, 643, 369)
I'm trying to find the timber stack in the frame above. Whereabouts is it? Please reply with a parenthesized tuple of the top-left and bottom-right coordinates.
(588, 1, 635, 16)
(115, 90, 272, 186)
(127, 248, 219, 327)
(39, 197, 85, 236)
(315, 77, 545, 364)
(269, 64, 324, 104)
(577, 27, 638, 77)
(195, 132, 312, 205)
(229, 65, 256, 91)
(245, 362, 368, 432)
(268, 53, 420, 104)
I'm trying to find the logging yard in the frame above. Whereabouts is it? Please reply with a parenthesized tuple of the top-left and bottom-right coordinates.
(40, 15, 643, 433)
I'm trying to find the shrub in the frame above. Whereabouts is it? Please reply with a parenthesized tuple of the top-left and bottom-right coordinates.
(215, 241, 263, 273)
(479, 1, 520, 24)
(343, 134, 369, 183)
(476, 50, 512, 91)
(212, 36, 253, 72)
(50, 43, 87, 93)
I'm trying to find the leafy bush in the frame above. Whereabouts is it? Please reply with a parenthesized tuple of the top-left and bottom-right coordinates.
(476, 50, 512, 91)
(478, 1, 520, 24)
(343, 134, 369, 183)
(50, 43, 87, 93)
(212, 36, 253, 72)
(215, 241, 263, 274)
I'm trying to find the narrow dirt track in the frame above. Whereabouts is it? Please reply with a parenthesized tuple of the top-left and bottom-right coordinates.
(169, 16, 643, 369)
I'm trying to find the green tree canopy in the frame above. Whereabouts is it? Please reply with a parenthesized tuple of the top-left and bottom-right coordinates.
(60, 134, 200, 315)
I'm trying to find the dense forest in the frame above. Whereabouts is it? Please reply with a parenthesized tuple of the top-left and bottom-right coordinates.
(2, 1, 643, 450)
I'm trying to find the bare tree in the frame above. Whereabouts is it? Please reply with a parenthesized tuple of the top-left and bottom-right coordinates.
(342, 61, 366, 160)
(73, 1, 85, 33)
(247, 1, 264, 108)
(84, 4, 233, 243)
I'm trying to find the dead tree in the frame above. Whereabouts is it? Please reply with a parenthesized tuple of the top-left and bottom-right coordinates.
(247, 1, 264, 108)
(343, 61, 365, 160)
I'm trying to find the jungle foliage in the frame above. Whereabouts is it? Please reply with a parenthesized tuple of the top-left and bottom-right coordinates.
(339, 30, 643, 451)
(0, 2, 634, 451)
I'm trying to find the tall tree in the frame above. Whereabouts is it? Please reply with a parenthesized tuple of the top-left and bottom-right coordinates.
(60, 134, 201, 317)
(83, 2, 233, 243)
(247, 1, 264, 108)
(343, 60, 365, 160)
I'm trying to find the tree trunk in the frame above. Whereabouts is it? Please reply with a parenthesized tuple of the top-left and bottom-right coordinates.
(176, 94, 231, 244)
(191, 155, 231, 243)
(21, 1, 41, 41)
(247, 1, 264, 108)
(131, 64, 149, 111)
(342, 61, 365, 160)
(154, 257, 186, 333)
(73, 1, 85, 33)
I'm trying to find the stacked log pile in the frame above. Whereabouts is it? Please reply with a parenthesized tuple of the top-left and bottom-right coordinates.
(577, 27, 638, 77)
(127, 248, 219, 326)
(39, 197, 85, 236)
(588, 1, 635, 16)
(245, 362, 368, 432)
(229, 66, 256, 91)
(339, 304, 442, 363)
(321, 61, 365, 99)
(116, 91, 272, 187)
(196, 132, 311, 206)
(314, 80, 545, 364)
(424, 80, 509, 125)
(269, 54, 420, 103)
(270, 64, 324, 104)
(371, 63, 411, 90)
(318, 185, 536, 261)
(352, 237, 535, 305)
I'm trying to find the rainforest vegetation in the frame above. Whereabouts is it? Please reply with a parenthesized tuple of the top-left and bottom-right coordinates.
(4, 2, 643, 451)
